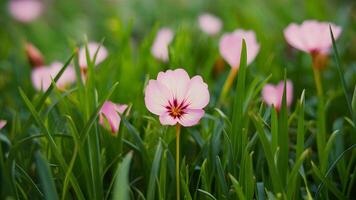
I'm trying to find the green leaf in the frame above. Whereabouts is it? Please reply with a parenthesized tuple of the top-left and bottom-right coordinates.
(215, 156, 228, 196)
(251, 114, 283, 193)
(296, 90, 305, 158)
(35, 151, 59, 200)
(230, 39, 247, 165)
(330, 26, 356, 129)
(112, 152, 133, 200)
(286, 149, 310, 198)
(311, 162, 346, 199)
(147, 141, 163, 200)
(19, 88, 85, 200)
(277, 73, 289, 180)
(229, 174, 246, 200)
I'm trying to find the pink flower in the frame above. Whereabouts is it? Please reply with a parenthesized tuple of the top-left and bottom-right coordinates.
(99, 101, 128, 134)
(284, 20, 342, 54)
(78, 42, 108, 69)
(219, 29, 260, 69)
(31, 62, 76, 91)
(8, 0, 43, 23)
(198, 13, 222, 36)
(151, 28, 174, 62)
(262, 80, 293, 110)
(0, 120, 6, 130)
(144, 68, 210, 127)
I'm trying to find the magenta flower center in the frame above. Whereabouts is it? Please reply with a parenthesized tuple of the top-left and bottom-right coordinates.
(166, 99, 189, 119)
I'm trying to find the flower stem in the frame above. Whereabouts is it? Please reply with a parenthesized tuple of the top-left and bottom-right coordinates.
(218, 68, 238, 105)
(312, 67, 323, 97)
(176, 124, 181, 200)
(312, 66, 326, 170)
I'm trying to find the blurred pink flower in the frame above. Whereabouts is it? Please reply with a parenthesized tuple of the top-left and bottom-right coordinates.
(8, 0, 43, 23)
(99, 101, 128, 134)
(151, 28, 174, 62)
(284, 20, 342, 54)
(198, 13, 222, 36)
(262, 80, 293, 110)
(78, 42, 108, 68)
(219, 29, 260, 69)
(0, 120, 6, 130)
(31, 62, 76, 91)
(144, 68, 209, 127)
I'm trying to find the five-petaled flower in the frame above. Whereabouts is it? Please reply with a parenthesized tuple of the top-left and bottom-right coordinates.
(8, 0, 43, 23)
(99, 101, 128, 135)
(262, 80, 293, 111)
(144, 68, 210, 127)
(151, 28, 174, 62)
(219, 29, 260, 69)
(31, 61, 76, 91)
(198, 13, 222, 36)
(284, 20, 342, 54)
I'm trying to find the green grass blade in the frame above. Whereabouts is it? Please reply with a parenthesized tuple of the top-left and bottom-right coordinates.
(330, 26, 356, 128)
(35, 151, 59, 200)
(147, 141, 163, 200)
(19, 88, 85, 200)
(286, 149, 310, 198)
(296, 90, 305, 158)
(229, 174, 246, 200)
(112, 152, 133, 200)
(230, 39, 247, 166)
(251, 114, 283, 193)
(277, 73, 289, 180)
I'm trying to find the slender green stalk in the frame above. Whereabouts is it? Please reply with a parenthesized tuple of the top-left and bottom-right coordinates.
(312, 67, 323, 97)
(218, 68, 238, 104)
(312, 61, 326, 171)
(176, 124, 181, 200)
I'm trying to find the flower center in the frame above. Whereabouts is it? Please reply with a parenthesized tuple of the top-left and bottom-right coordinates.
(166, 99, 189, 119)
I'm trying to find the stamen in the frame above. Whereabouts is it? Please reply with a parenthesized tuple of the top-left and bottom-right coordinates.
(166, 98, 188, 119)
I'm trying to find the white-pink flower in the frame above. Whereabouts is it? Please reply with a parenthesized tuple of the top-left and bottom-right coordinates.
(0, 120, 6, 130)
(219, 29, 260, 69)
(8, 0, 43, 23)
(78, 42, 108, 69)
(151, 28, 174, 62)
(99, 101, 128, 134)
(198, 13, 222, 36)
(262, 80, 293, 110)
(284, 20, 342, 54)
(144, 68, 210, 127)
(31, 62, 76, 91)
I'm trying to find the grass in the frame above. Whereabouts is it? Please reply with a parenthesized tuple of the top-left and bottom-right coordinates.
(0, 0, 355, 199)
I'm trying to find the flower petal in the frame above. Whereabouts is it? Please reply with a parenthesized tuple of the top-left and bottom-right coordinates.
(219, 29, 260, 68)
(151, 28, 174, 62)
(198, 13, 222, 36)
(0, 120, 6, 130)
(157, 68, 190, 103)
(284, 20, 342, 53)
(178, 109, 205, 127)
(184, 75, 210, 109)
(9, 0, 43, 23)
(277, 80, 293, 107)
(144, 80, 171, 115)
(262, 84, 279, 107)
(99, 101, 127, 134)
(159, 113, 178, 126)
(31, 67, 52, 91)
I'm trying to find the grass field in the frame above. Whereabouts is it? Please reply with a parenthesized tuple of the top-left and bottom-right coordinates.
(0, 0, 356, 199)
